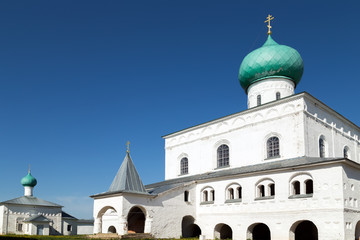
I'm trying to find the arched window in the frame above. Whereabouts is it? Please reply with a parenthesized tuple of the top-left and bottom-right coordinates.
(201, 187, 215, 203)
(267, 136, 280, 158)
(258, 185, 265, 197)
(344, 146, 350, 159)
(225, 183, 242, 202)
(228, 188, 234, 200)
(257, 95, 261, 106)
(217, 144, 229, 168)
(276, 92, 281, 100)
(180, 157, 188, 175)
(319, 137, 325, 158)
(289, 174, 313, 198)
(237, 186, 242, 199)
(203, 191, 208, 202)
(256, 179, 275, 199)
(210, 190, 215, 201)
(305, 180, 313, 194)
(292, 181, 300, 195)
(269, 183, 275, 196)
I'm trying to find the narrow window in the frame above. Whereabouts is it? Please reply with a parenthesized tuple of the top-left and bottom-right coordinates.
(319, 138, 325, 158)
(217, 144, 229, 167)
(292, 181, 300, 195)
(211, 190, 215, 201)
(67, 225, 72, 231)
(184, 191, 189, 202)
(180, 157, 188, 175)
(344, 147, 349, 158)
(228, 188, 234, 200)
(237, 187, 242, 199)
(276, 92, 281, 100)
(203, 190, 208, 202)
(258, 185, 265, 197)
(269, 184, 275, 196)
(267, 137, 280, 158)
(257, 95, 261, 106)
(305, 180, 313, 194)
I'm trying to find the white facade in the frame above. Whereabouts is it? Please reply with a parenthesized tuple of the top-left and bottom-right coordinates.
(91, 32, 360, 239)
(92, 90, 360, 240)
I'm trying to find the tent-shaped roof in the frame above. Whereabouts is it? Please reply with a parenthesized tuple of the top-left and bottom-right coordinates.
(107, 152, 147, 194)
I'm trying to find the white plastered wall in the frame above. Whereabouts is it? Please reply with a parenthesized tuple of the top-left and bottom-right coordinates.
(165, 96, 306, 180)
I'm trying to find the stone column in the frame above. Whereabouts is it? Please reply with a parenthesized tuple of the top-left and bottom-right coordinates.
(118, 216, 128, 235)
(93, 218, 102, 234)
(144, 216, 153, 233)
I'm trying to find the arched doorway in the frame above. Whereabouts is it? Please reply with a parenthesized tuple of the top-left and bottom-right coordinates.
(290, 220, 318, 240)
(108, 226, 116, 233)
(355, 221, 360, 240)
(95, 206, 117, 234)
(214, 223, 232, 239)
(182, 216, 201, 238)
(247, 223, 270, 240)
(127, 206, 146, 234)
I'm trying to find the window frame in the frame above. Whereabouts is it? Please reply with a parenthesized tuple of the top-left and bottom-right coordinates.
(217, 144, 230, 168)
(180, 157, 189, 175)
(266, 136, 280, 159)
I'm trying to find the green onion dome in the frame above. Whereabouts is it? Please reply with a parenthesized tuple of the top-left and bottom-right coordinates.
(238, 35, 304, 92)
(21, 171, 37, 187)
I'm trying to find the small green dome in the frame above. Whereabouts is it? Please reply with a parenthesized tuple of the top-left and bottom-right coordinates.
(21, 172, 37, 187)
(238, 35, 304, 92)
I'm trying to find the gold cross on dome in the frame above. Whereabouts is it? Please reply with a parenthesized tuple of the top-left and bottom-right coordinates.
(265, 14, 274, 35)
(126, 141, 130, 153)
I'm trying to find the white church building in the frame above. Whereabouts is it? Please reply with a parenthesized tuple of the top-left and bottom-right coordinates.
(91, 18, 360, 240)
(0, 169, 93, 236)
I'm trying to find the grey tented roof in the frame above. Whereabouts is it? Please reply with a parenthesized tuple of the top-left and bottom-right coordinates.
(24, 215, 50, 223)
(107, 152, 147, 194)
(0, 196, 62, 207)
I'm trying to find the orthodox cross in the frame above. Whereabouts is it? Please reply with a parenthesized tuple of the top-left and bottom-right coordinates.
(265, 14, 274, 35)
(29, 164, 31, 173)
(127, 141, 130, 153)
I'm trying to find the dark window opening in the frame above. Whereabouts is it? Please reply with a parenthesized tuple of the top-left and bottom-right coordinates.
(184, 191, 189, 202)
(305, 180, 313, 194)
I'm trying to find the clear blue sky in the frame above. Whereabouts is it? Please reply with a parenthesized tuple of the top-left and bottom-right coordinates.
(0, 1, 359, 219)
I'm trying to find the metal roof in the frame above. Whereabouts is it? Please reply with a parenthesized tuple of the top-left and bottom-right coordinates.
(107, 152, 147, 194)
(0, 196, 62, 207)
(62, 211, 77, 219)
(145, 157, 352, 192)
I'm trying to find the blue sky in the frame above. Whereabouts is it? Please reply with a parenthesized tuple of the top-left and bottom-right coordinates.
(0, 1, 359, 219)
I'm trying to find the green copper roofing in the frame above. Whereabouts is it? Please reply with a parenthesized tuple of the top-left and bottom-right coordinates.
(108, 152, 147, 194)
(21, 171, 37, 187)
(238, 35, 304, 92)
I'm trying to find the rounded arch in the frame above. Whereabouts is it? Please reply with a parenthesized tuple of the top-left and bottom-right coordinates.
(108, 226, 116, 233)
(289, 172, 313, 183)
(127, 206, 146, 234)
(318, 135, 327, 158)
(96, 206, 117, 219)
(290, 220, 318, 240)
(355, 221, 360, 239)
(255, 177, 274, 186)
(214, 223, 232, 239)
(225, 182, 242, 200)
(343, 145, 350, 159)
(247, 222, 271, 240)
(181, 216, 201, 238)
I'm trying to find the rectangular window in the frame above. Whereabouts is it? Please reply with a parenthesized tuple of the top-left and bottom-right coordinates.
(67, 225, 72, 231)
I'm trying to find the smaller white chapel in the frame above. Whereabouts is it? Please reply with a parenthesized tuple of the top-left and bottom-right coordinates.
(0, 169, 93, 236)
(91, 16, 360, 240)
